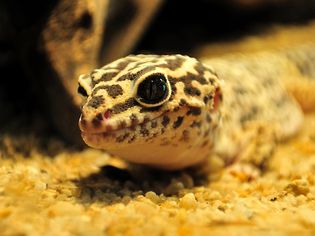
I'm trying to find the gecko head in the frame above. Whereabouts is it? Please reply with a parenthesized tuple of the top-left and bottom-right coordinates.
(78, 54, 222, 169)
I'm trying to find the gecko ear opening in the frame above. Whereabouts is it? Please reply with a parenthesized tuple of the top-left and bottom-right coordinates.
(78, 74, 93, 97)
(213, 87, 222, 111)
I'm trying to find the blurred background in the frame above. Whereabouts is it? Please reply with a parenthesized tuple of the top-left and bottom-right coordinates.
(0, 0, 315, 149)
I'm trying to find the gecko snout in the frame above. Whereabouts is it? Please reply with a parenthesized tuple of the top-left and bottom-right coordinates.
(79, 109, 115, 134)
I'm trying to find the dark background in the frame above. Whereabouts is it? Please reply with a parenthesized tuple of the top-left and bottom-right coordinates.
(1, 0, 315, 146)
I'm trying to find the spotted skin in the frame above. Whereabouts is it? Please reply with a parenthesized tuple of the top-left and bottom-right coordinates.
(78, 54, 304, 170)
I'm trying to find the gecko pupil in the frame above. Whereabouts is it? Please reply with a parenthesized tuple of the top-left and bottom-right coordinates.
(137, 74, 168, 104)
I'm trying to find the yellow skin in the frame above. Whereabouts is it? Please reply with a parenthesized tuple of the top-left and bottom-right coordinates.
(78, 54, 303, 170)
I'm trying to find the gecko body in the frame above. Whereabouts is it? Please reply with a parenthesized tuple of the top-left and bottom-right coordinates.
(78, 54, 303, 170)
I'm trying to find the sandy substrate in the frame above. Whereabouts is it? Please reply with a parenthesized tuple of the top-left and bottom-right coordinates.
(1, 21, 315, 235)
(0, 112, 314, 236)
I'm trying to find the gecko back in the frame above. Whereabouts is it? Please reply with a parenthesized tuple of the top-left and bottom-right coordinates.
(204, 51, 305, 159)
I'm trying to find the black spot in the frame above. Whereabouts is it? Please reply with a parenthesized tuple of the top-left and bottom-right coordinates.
(184, 86, 201, 96)
(105, 125, 113, 132)
(239, 106, 259, 123)
(187, 107, 201, 116)
(93, 84, 123, 98)
(118, 121, 127, 129)
(203, 129, 211, 137)
(195, 62, 216, 77)
(201, 140, 209, 147)
(275, 95, 289, 108)
(105, 84, 123, 98)
(151, 121, 157, 128)
(117, 73, 135, 81)
(174, 106, 180, 112)
(128, 135, 136, 143)
(111, 98, 136, 114)
(169, 74, 203, 98)
(102, 132, 109, 138)
(114, 59, 134, 70)
(90, 70, 98, 80)
(180, 99, 187, 106)
(160, 57, 185, 70)
(160, 141, 170, 146)
(143, 116, 150, 123)
(194, 62, 206, 76)
(162, 116, 170, 127)
(92, 113, 103, 127)
(98, 72, 119, 83)
(173, 116, 184, 129)
(134, 66, 158, 78)
(233, 86, 247, 95)
(140, 106, 162, 113)
(189, 71, 208, 85)
(140, 125, 149, 137)
(180, 130, 190, 142)
(130, 114, 139, 126)
(116, 66, 158, 82)
(206, 114, 212, 123)
(190, 121, 201, 128)
(116, 133, 130, 143)
(132, 59, 159, 68)
(262, 78, 275, 87)
(87, 96, 104, 108)
(102, 58, 136, 71)
(193, 62, 217, 84)
(171, 71, 208, 85)
(270, 197, 277, 202)
(166, 78, 177, 102)
(203, 96, 209, 104)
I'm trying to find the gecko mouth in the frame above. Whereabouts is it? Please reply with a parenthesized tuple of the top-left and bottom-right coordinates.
(79, 113, 166, 138)
(80, 113, 168, 148)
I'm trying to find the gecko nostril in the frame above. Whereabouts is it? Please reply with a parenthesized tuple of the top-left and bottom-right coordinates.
(213, 87, 222, 111)
(104, 110, 111, 119)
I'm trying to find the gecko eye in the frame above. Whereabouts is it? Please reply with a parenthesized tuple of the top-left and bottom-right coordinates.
(78, 84, 88, 97)
(135, 73, 171, 107)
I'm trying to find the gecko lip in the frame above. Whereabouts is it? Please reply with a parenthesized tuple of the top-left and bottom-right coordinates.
(79, 113, 165, 137)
